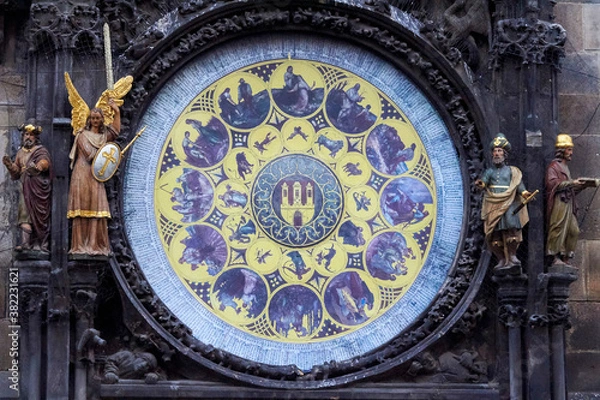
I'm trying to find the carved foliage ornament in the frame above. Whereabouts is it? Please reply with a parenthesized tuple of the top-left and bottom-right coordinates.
(490, 18, 566, 69)
(548, 302, 571, 329)
(98, 0, 151, 52)
(498, 304, 527, 328)
(108, 4, 485, 386)
(451, 301, 487, 336)
(28, 2, 102, 51)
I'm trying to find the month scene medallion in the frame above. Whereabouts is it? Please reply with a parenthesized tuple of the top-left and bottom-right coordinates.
(124, 37, 463, 369)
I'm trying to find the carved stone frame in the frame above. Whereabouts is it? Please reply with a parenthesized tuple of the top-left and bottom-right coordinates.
(105, 1, 488, 389)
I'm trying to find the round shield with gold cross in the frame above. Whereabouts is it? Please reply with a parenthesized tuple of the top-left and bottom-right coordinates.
(92, 142, 122, 182)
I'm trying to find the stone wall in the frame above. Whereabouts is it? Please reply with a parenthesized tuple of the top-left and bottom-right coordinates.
(555, 1, 600, 396)
(0, 0, 598, 394)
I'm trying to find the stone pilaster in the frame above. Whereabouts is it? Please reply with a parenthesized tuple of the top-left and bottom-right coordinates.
(69, 259, 106, 400)
(494, 273, 528, 400)
(547, 265, 578, 400)
(17, 258, 50, 400)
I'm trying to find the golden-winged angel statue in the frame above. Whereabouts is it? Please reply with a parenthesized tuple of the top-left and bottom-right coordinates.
(64, 72, 133, 135)
(64, 72, 133, 256)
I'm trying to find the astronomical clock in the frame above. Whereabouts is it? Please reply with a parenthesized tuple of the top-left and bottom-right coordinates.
(119, 33, 479, 385)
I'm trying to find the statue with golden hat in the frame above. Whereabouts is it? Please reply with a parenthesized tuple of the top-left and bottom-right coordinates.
(546, 133, 599, 267)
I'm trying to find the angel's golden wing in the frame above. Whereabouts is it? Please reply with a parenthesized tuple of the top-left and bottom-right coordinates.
(95, 75, 134, 126)
(64, 72, 90, 135)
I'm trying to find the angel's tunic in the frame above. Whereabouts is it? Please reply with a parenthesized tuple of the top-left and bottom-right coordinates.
(67, 126, 118, 255)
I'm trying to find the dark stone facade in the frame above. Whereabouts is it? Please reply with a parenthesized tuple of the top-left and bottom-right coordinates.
(0, 0, 598, 399)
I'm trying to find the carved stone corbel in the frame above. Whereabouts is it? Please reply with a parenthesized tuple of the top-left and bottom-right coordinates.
(498, 304, 527, 328)
(547, 267, 578, 330)
(15, 259, 51, 318)
(547, 303, 571, 329)
(493, 272, 528, 328)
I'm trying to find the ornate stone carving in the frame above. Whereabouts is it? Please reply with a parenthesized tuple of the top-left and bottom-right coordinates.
(108, 3, 486, 386)
(362, 0, 392, 16)
(98, 0, 151, 52)
(123, 26, 165, 61)
(179, 0, 221, 15)
(547, 302, 571, 329)
(102, 350, 160, 384)
(132, 333, 176, 363)
(71, 4, 100, 31)
(443, 0, 490, 48)
(407, 351, 438, 377)
(489, 18, 566, 69)
(76, 328, 106, 362)
(29, 2, 102, 51)
(452, 301, 487, 336)
(407, 350, 487, 383)
(21, 288, 47, 316)
(420, 0, 491, 70)
(71, 288, 98, 321)
(546, 269, 577, 329)
(528, 312, 549, 327)
(498, 304, 526, 328)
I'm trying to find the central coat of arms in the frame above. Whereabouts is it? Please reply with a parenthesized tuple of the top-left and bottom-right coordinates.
(252, 154, 343, 248)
